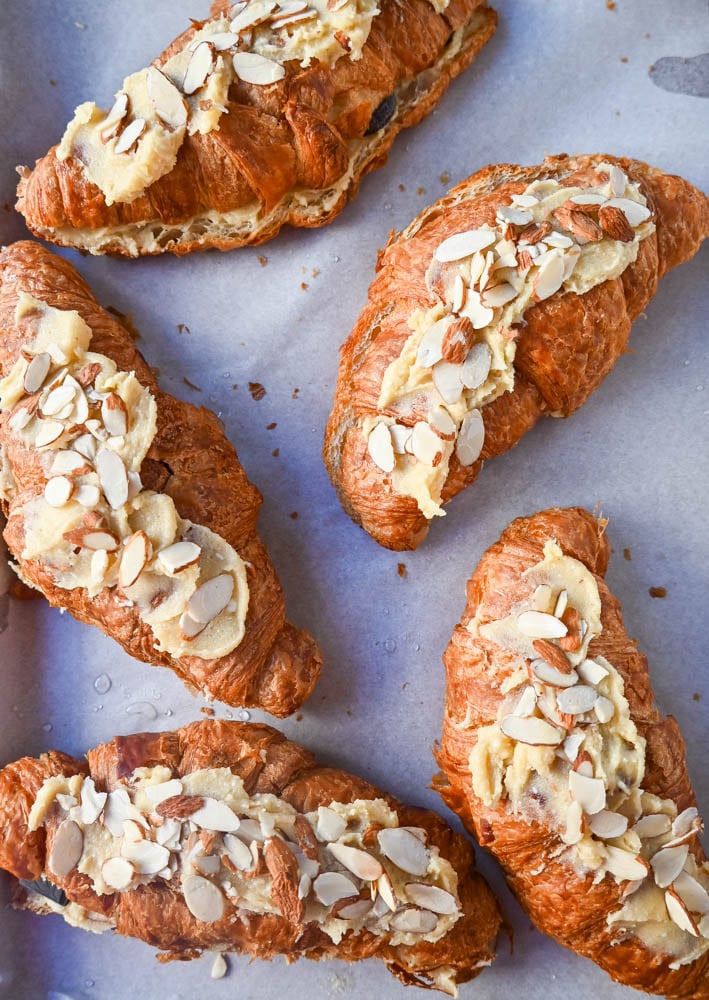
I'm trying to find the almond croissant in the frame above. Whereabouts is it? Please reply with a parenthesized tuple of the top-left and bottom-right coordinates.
(0, 720, 501, 993)
(435, 507, 709, 997)
(324, 155, 709, 550)
(0, 241, 321, 716)
(15, 0, 496, 257)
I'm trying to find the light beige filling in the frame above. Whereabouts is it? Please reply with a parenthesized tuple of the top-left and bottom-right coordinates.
(0, 294, 249, 660)
(29, 765, 461, 948)
(466, 541, 709, 963)
(365, 166, 655, 518)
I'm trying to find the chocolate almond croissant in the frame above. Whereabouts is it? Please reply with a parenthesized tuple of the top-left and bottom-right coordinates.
(435, 507, 709, 996)
(0, 720, 501, 992)
(324, 155, 709, 550)
(0, 241, 321, 716)
(15, 0, 496, 256)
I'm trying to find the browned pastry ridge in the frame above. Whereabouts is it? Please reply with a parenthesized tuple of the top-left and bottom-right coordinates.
(323, 154, 709, 551)
(434, 507, 709, 998)
(0, 242, 321, 716)
(15, 0, 497, 256)
(0, 720, 502, 991)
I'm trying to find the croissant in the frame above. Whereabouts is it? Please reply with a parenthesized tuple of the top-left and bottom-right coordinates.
(0, 241, 321, 716)
(15, 0, 496, 257)
(434, 507, 709, 996)
(324, 154, 709, 550)
(0, 719, 501, 992)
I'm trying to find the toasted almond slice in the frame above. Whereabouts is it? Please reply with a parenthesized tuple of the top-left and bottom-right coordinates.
(232, 51, 285, 85)
(434, 229, 495, 263)
(119, 530, 150, 589)
(532, 252, 565, 302)
(223, 832, 254, 871)
(482, 282, 517, 308)
(190, 797, 240, 833)
(96, 447, 128, 509)
(410, 422, 442, 466)
(313, 871, 359, 906)
(500, 714, 563, 746)
(569, 771, 606, 815)
(102, 857, 135, 890)
(605, 197, 651, 226)
(497, 206, 533, 226)
(599, 205, 635, 243)
(76, 484, 101, 508)
(517, 610, 567, 639)
(405, 883, 458, 915)
(367, 422, 395, 473)
(327, 842, 383, 881)
(672, 807, 699, 839)
(146, 66, 188, 128)
(416, 317, 449, 368)
(44, 476, 73, 508)
(378, 827, 429, 876)
(100, 92, 129, 141)
(432, 361, 464, 406)
(48, 819, 84, 877)
(183, 874, 225, 923)
(231, 0, 277, 29)
(35, 419, 65, 448)
(183, 41, 215, 95)
(532, 638, 573, 675)
(530, 658, 578, 689)
(605, 846, 650, 882)
(455, 409, 484, 468)
(114, 117, 146, 155)
(633, 813, 672, 839)
(23, 352, 51, 394)
(390, 906, 438, 933)
(557, 685, 598, 716)
(186, 573, 234, 625)
(576, 658, 609, 685)
(651, 844, 689, 888)
(158, 540, 202, 574)
(461, 289, 494, 330)
(594, 696, 615, 723)
(665, 887, 700, 936)
(589, 810, 629, 840)
(513, 685, 537, 717)
(376, 871, 397, 911)
(459, 343, 491, 391)
(316, 806, 347, 843)
(82, 530, 120, 552)
(563, 730, 585, 763)
(389, 423, 411, 455)
(101, 393, 128, 437)
(673, 871, 709, 914)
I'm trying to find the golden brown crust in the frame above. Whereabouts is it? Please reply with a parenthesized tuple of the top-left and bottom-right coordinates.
(435, 507, 709, 997)
(0, 241, 322, 716)
(0, 720, 501, 988)
(323, 155, 709, 550)
(15, 0, 497, 256)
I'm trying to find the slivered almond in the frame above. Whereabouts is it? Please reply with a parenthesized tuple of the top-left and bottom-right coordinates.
(264, 838, 304, 922)
(599, 204, 636, 242)
(559, 606, 582, 651)
(577, 658, 609, 686)
(553, 205, 604, 242)
(518, 220, 551, 245)
(101, 393, 128, 437)
(441, 316, 474, 364)
(156, 794, 205, 820)
(119, 531, 151, 589)
(532, 638, 573, 675)
(114, 117, 146, 155)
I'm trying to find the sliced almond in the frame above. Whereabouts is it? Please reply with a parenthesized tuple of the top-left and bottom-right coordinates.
(500, 714, 563, 747)
(96, 448, 128, 509)
(390, 906, 438, 933)
(73, 433, 98, 461)
(434, 229, 495, 263)
(598, 204, 635, 243)
(605, 846, 650, 882)
(563, 730, 585, 763)
(114, 117, 146, 155)
(570, 193, 605, 206)
(376, 871, 397, 912)
(121, 839, 170, 875)
(313, 870, 359, 906)
(190, 797, 240, 833)
(146, 66, 188, 128)
(183, 41, 215, 95)
(513, 685, 537, 717)
(333, 896, 372, 920)
(557, 685, 598, 716)
(48, 819, 84, 877)
(377, 827, 429, 876)
(574, 751, 594, 777)
(665, 887, 700, 936)
(576, 658, 609, 686)
(316, 807, 347, 843)
(145, 778, 183, 805)
(530, 658, 578, 689)
(607, 165, 627, 197)
(673, 871, 709, 915)
(461, 289, 494, 330)
(497, 206, 533, 226)
(589, 810, 629, 840)
(441, 316, 474, 365)
(672, 807, 700, 839)
(101, 92, 129, 141)
(563, 800, 584, 845)
(81, 530, 119, 551)
(230, 0, 277, 30)
(451, 274, 465, 313)
(594, 696, 615, 724)
(428, 407, 456, 441)
(9, 406, 33, 432)
(405, 883, 458, 915)
(23, 352, 51, 394)
(634, 813, 672, 839)
(35, 419, 65, 448)
(90, 549, 109, 586)
(569, 770, 606, 815)
(76, 484, 101, 508)
(44, 475, 74, 508)
(367, 423, 395, 473)
(410, 422, 442, 466)
(651, 844, 689, 888)
(51, 450, 89, 476)
(157, 540, 202, 574)
(517, 610, 567, 639)
(223, 832, 254, 871)
(327, 842, 382, 881)
(389, 423, 411, 455)
(416, 317, 449, 368)
(101, 393, 128, 437)
(102, 857, 135, 891)
(482, 282, 517, 308)
(232, 51, 285, 86)
(532, 252, 566, 302)
(186, 572, 233, 625)
(460, 343, 491, 390)
(119, 530, 150, 589)
(79, 777, 107, 825)
(432, 361, 464, 406)
(183, 874, 225, 923)
(455, 409, 484, 467)
(605, 197, 651, 226)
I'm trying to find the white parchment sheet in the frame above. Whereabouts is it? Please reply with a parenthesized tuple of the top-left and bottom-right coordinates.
(0, 1, 707, 997)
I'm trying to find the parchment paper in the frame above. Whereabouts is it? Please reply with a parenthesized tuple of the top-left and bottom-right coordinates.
(0, 1, 707, 997)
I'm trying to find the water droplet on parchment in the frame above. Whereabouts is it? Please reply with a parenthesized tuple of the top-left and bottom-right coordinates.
(125, 702, 157, 721)
(383, 638, 397, 654)
(236, 709, 250, 722)
(93, 673, 112, 695)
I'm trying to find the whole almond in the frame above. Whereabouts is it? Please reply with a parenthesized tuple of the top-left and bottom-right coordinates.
(293, 815, 320, 861)
(76, 363, 103, 387)
(518, 220, 551, 245)
(559, 606, 582, 652)
(532, 638, 573, 674)
(599, 205, 635, 243)
(156, 794, 205, 819)
(264, 837, 304, 923)
(441, 316, 475, 365)
(553, 205, 603, 242)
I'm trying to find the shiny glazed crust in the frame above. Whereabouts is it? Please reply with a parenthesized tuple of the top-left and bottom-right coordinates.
(0, 720, 501, 990)
(15, 0, 497, 257)
(434, 507, 709, 997)
(323, 155, 709, 550)
(0, 242, 322, 716)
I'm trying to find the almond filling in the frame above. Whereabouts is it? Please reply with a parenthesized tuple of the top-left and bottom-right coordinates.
(28, 765, 461, 947)
(0, 294, 249, 660)
(466, 540, 709, 963)
(364, 165, 655, 519)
